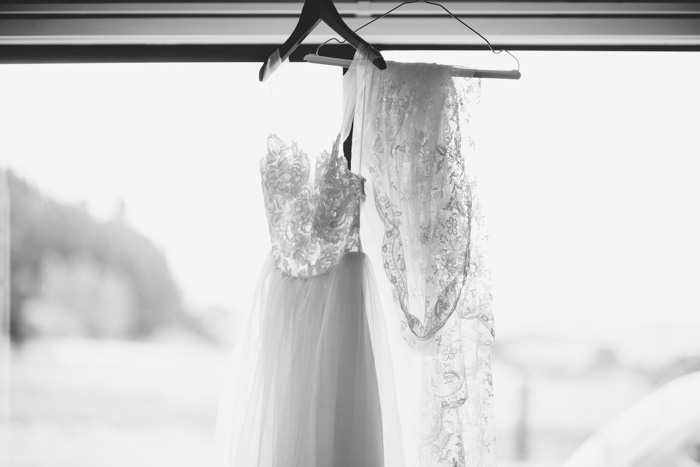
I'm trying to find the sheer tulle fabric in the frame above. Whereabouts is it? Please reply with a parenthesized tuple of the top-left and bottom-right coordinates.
(215, 252, 403, 466)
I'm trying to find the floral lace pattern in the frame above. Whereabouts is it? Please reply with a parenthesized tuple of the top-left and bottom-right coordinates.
(261, 134, 364, 278)
(352, 59, 495, 467)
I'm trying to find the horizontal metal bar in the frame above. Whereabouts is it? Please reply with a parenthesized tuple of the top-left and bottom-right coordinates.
(2, 17, 699, 46)
(2, 2, 700, 17)
(3, 42, 699, 65)
(2, 1, 700, 62)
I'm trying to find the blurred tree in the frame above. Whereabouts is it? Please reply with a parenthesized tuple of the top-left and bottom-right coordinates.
(8, 171, 182, 342)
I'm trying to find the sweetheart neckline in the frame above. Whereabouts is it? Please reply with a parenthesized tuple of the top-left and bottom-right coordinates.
(264, 133, 365, 187)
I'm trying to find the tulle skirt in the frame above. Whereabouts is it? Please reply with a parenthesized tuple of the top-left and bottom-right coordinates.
(215, 251, 404, 467)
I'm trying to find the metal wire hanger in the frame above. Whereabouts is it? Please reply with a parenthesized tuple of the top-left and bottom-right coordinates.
(304, 0, 522, 80)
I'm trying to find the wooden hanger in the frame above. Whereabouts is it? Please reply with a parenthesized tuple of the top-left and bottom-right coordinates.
(304, 0, 522, 80)
(259, 0, 387, 82)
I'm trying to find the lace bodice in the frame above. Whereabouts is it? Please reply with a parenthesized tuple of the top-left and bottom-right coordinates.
(261, 134, 364, 278)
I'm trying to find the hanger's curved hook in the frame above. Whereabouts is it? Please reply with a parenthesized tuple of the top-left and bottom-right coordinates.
(314, 0, 520, 72)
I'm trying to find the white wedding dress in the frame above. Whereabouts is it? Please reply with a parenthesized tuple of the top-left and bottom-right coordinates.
(217, 50, 495, 467)
(215, 62, 403, 465)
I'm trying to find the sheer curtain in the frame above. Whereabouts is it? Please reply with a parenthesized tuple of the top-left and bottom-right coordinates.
(347, 55, 496, 467)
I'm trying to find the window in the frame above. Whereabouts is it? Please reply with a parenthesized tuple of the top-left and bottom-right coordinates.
(2, 50, 700, 466)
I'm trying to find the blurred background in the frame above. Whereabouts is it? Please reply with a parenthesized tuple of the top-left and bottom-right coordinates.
(1, 51, 699, 467)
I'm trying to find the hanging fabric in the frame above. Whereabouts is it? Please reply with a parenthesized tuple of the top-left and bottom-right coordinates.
(215, 55, 404, 467)
(347, 53, 496, 467)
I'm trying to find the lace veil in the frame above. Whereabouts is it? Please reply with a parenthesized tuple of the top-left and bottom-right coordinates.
(345, 52, 496, 467)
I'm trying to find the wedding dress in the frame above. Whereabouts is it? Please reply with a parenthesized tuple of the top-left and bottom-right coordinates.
(217, 51, 495, 467)
(215, 53, 403, 467)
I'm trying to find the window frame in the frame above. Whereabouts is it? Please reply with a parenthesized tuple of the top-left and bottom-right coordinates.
(1, 1, 700, 63)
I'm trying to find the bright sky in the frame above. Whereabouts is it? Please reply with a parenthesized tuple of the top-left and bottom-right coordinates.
(1, 51, 700, 347)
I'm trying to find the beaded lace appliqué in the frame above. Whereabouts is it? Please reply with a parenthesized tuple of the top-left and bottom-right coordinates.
(261, 134, 364, 278)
